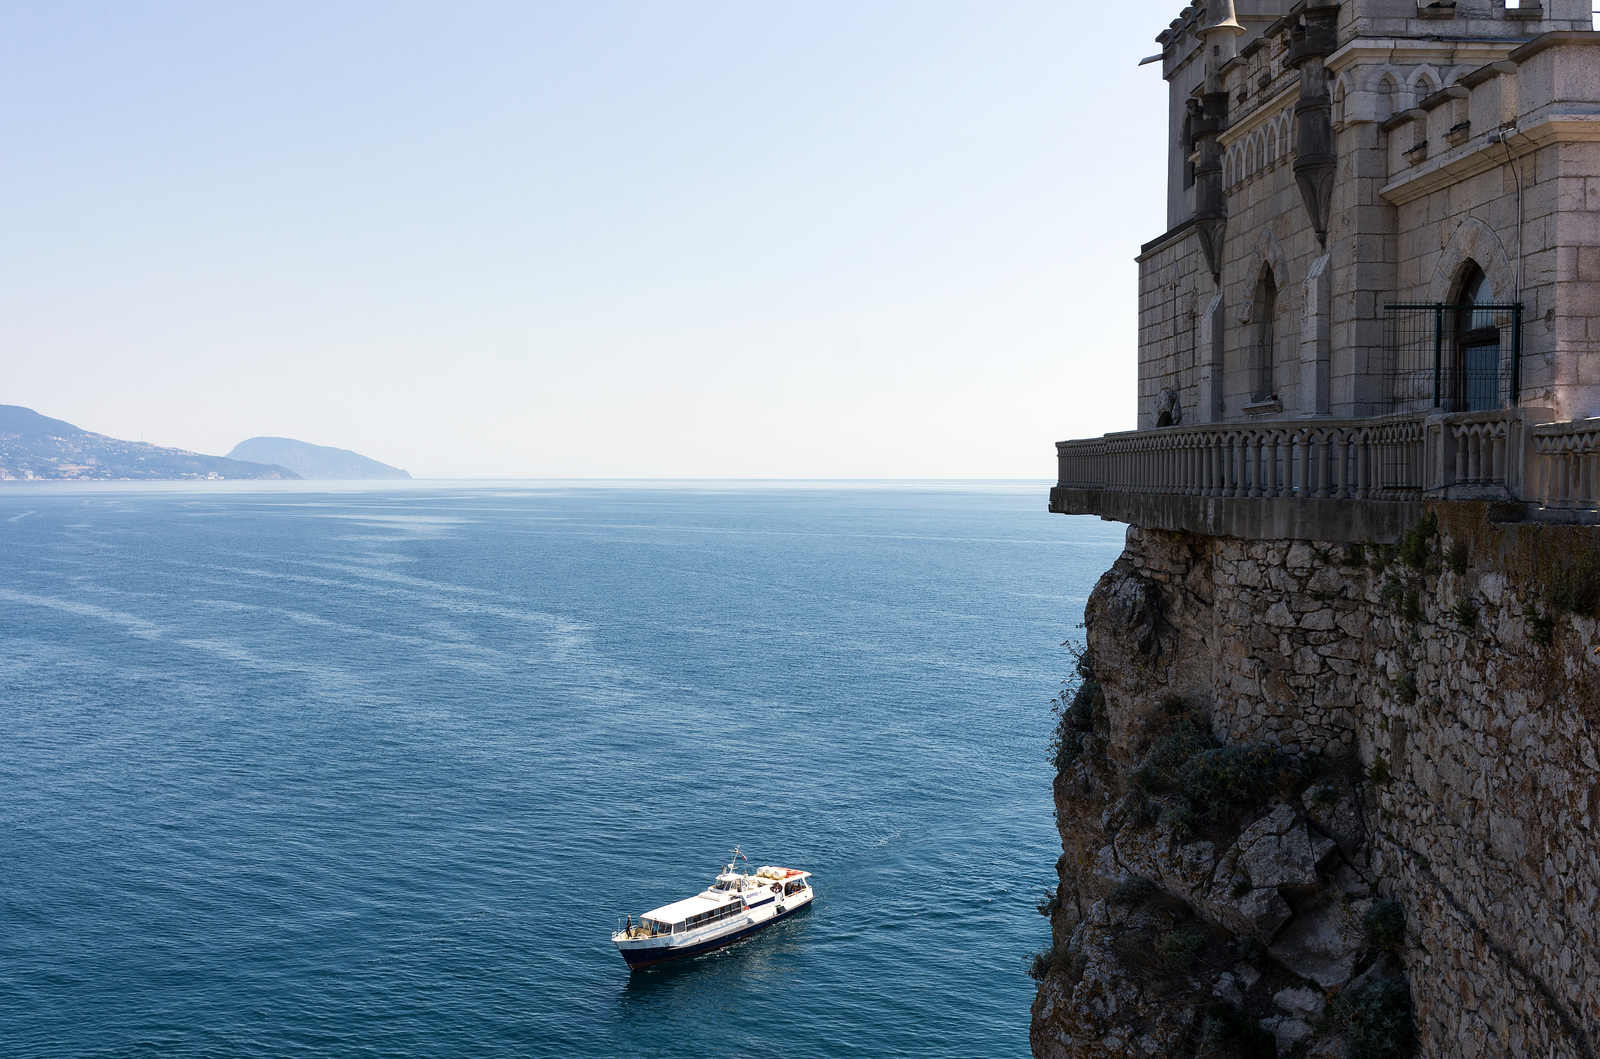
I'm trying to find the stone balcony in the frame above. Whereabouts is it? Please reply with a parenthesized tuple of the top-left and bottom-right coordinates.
(1050, 409, 1600, 542)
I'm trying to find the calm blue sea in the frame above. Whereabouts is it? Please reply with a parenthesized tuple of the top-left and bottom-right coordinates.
(0, 482, 1120, 1059)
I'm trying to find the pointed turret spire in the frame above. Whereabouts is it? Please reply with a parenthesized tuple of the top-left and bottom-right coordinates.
(1199, 0, 1245, 38)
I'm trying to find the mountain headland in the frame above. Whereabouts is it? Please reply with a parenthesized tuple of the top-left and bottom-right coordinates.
(227, 437, 410, 480)
(0, 405, 298, 481)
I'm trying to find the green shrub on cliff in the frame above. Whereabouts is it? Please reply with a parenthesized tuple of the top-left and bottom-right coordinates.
(1108, 875, 1163, 906)
(1363, 899, 1405, 954)
(1398, 589, 1425, 625)
(1200, 1003, 1276, 1059)
(1157, 929, 1205, 972)
(1398, 511, 1438, 572)
(1178, 744, 1303, 821)
(1550, 551, 1600, 618)
(1050, 662, 1104, 773)
(1025, 945, 1054, 981)
(1144, 711, 1217, 772)
(1394, 672, 1418, 706)
(1345, 978, 1414, 1059)
(1523, 605, 1555, 647)
(1378, 578, 1404, 611)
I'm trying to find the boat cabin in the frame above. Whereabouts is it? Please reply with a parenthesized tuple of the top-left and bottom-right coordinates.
(639, 892, 748, 936)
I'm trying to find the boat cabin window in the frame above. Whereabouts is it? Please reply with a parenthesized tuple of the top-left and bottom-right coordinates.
(682, 901, 746, 930)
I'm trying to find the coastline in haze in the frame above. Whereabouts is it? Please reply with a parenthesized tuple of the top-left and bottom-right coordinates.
(228, 437, 411, 480)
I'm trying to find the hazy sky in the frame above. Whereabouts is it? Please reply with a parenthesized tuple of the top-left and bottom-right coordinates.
(1, 2, 1174, 478)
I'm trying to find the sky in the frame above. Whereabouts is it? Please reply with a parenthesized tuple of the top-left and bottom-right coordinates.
(0, 2, 1176, 478)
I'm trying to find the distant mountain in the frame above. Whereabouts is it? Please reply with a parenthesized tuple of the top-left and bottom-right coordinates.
(0, 405, 300, 481)
(227, 437, 411, 480)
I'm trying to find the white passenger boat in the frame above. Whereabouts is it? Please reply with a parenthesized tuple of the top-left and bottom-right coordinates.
(611, 849, 814, 970)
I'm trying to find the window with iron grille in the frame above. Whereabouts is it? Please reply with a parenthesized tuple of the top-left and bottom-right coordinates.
(1382, 301, 1522, 413)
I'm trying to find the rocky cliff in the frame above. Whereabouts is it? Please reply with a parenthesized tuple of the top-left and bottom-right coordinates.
(1031, 507, 1600, 1059)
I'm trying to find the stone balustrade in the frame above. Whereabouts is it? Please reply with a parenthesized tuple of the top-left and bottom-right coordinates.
(1052, 408, 1595, 540)
(1531, 418, 1600, 509)
(1057, 416, 1429, 502)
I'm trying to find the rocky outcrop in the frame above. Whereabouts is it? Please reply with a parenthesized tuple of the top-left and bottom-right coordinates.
(1032, 506, 1600, 1059)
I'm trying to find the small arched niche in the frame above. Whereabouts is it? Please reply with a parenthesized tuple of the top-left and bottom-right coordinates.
(1375, 75, 1398, 123)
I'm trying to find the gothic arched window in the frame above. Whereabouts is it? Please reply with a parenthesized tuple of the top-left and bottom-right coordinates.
(1252, 269, 1278, 402)
(1455, 263, 1501, 411)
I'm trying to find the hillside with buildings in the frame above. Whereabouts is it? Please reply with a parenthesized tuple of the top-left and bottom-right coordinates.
(0, 405, 299, 481)
(1035, 3, 1600, 1058)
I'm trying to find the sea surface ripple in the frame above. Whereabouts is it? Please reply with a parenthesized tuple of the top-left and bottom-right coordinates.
(0, 482, 1120, 1058)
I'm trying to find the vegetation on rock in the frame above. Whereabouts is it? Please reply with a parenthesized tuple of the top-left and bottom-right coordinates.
(1362, 899, 1405, 954)
(1549, 551, 1600, 618)
(1177, 744, 1303, 823)
(1397, 512, 1438, 573)
(1050, 651, 1104, 772)
(1108, 875, 1164, 907)
(1200, 1003, 1277, 1059)
(1345, 978, 1414, 1059)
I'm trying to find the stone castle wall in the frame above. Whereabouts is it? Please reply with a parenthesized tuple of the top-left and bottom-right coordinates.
(1135, 24, 1600, 430)
(1032, 508, 1600, 1058)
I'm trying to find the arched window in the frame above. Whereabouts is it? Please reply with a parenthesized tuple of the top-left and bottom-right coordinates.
(1455, 263, 1501, 411)
(1252, 269, 1278, 402)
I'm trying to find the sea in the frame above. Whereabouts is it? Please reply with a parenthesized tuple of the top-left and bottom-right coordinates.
(0, 481, 1123, 1059)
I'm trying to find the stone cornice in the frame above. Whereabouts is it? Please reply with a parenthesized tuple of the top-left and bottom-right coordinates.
(1136, 218, 1200, 263)
(1219, 82, 1301, 147)
(1325, 36, 1529, 75)
(1379, 113, 1600, 205)
(1509, 30, 1600, 64)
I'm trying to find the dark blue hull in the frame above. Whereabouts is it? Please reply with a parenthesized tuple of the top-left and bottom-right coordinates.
(619, 901, 811, 970)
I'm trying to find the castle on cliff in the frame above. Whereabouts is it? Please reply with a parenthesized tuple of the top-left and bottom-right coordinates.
(1033, 5, 1600, 1059)
(1052, 0, 1600, 536)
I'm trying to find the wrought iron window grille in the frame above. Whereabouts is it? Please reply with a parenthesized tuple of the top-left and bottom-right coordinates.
(1383, 302, 1523, 412)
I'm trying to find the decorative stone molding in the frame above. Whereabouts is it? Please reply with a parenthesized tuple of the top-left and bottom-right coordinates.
(1300, 254, 1333, 417)
(1290, 3, 1340, 246)
(1199, 294, 1228, 424)
(1241, 228, 1293, 323)
(1429, 217, 1516, 305)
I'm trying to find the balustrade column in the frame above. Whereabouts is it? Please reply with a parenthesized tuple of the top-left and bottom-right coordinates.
(1318, 431, 1331, 499)
(1294, 432, 1309, 498)
(1270, 433, 1284, 498)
